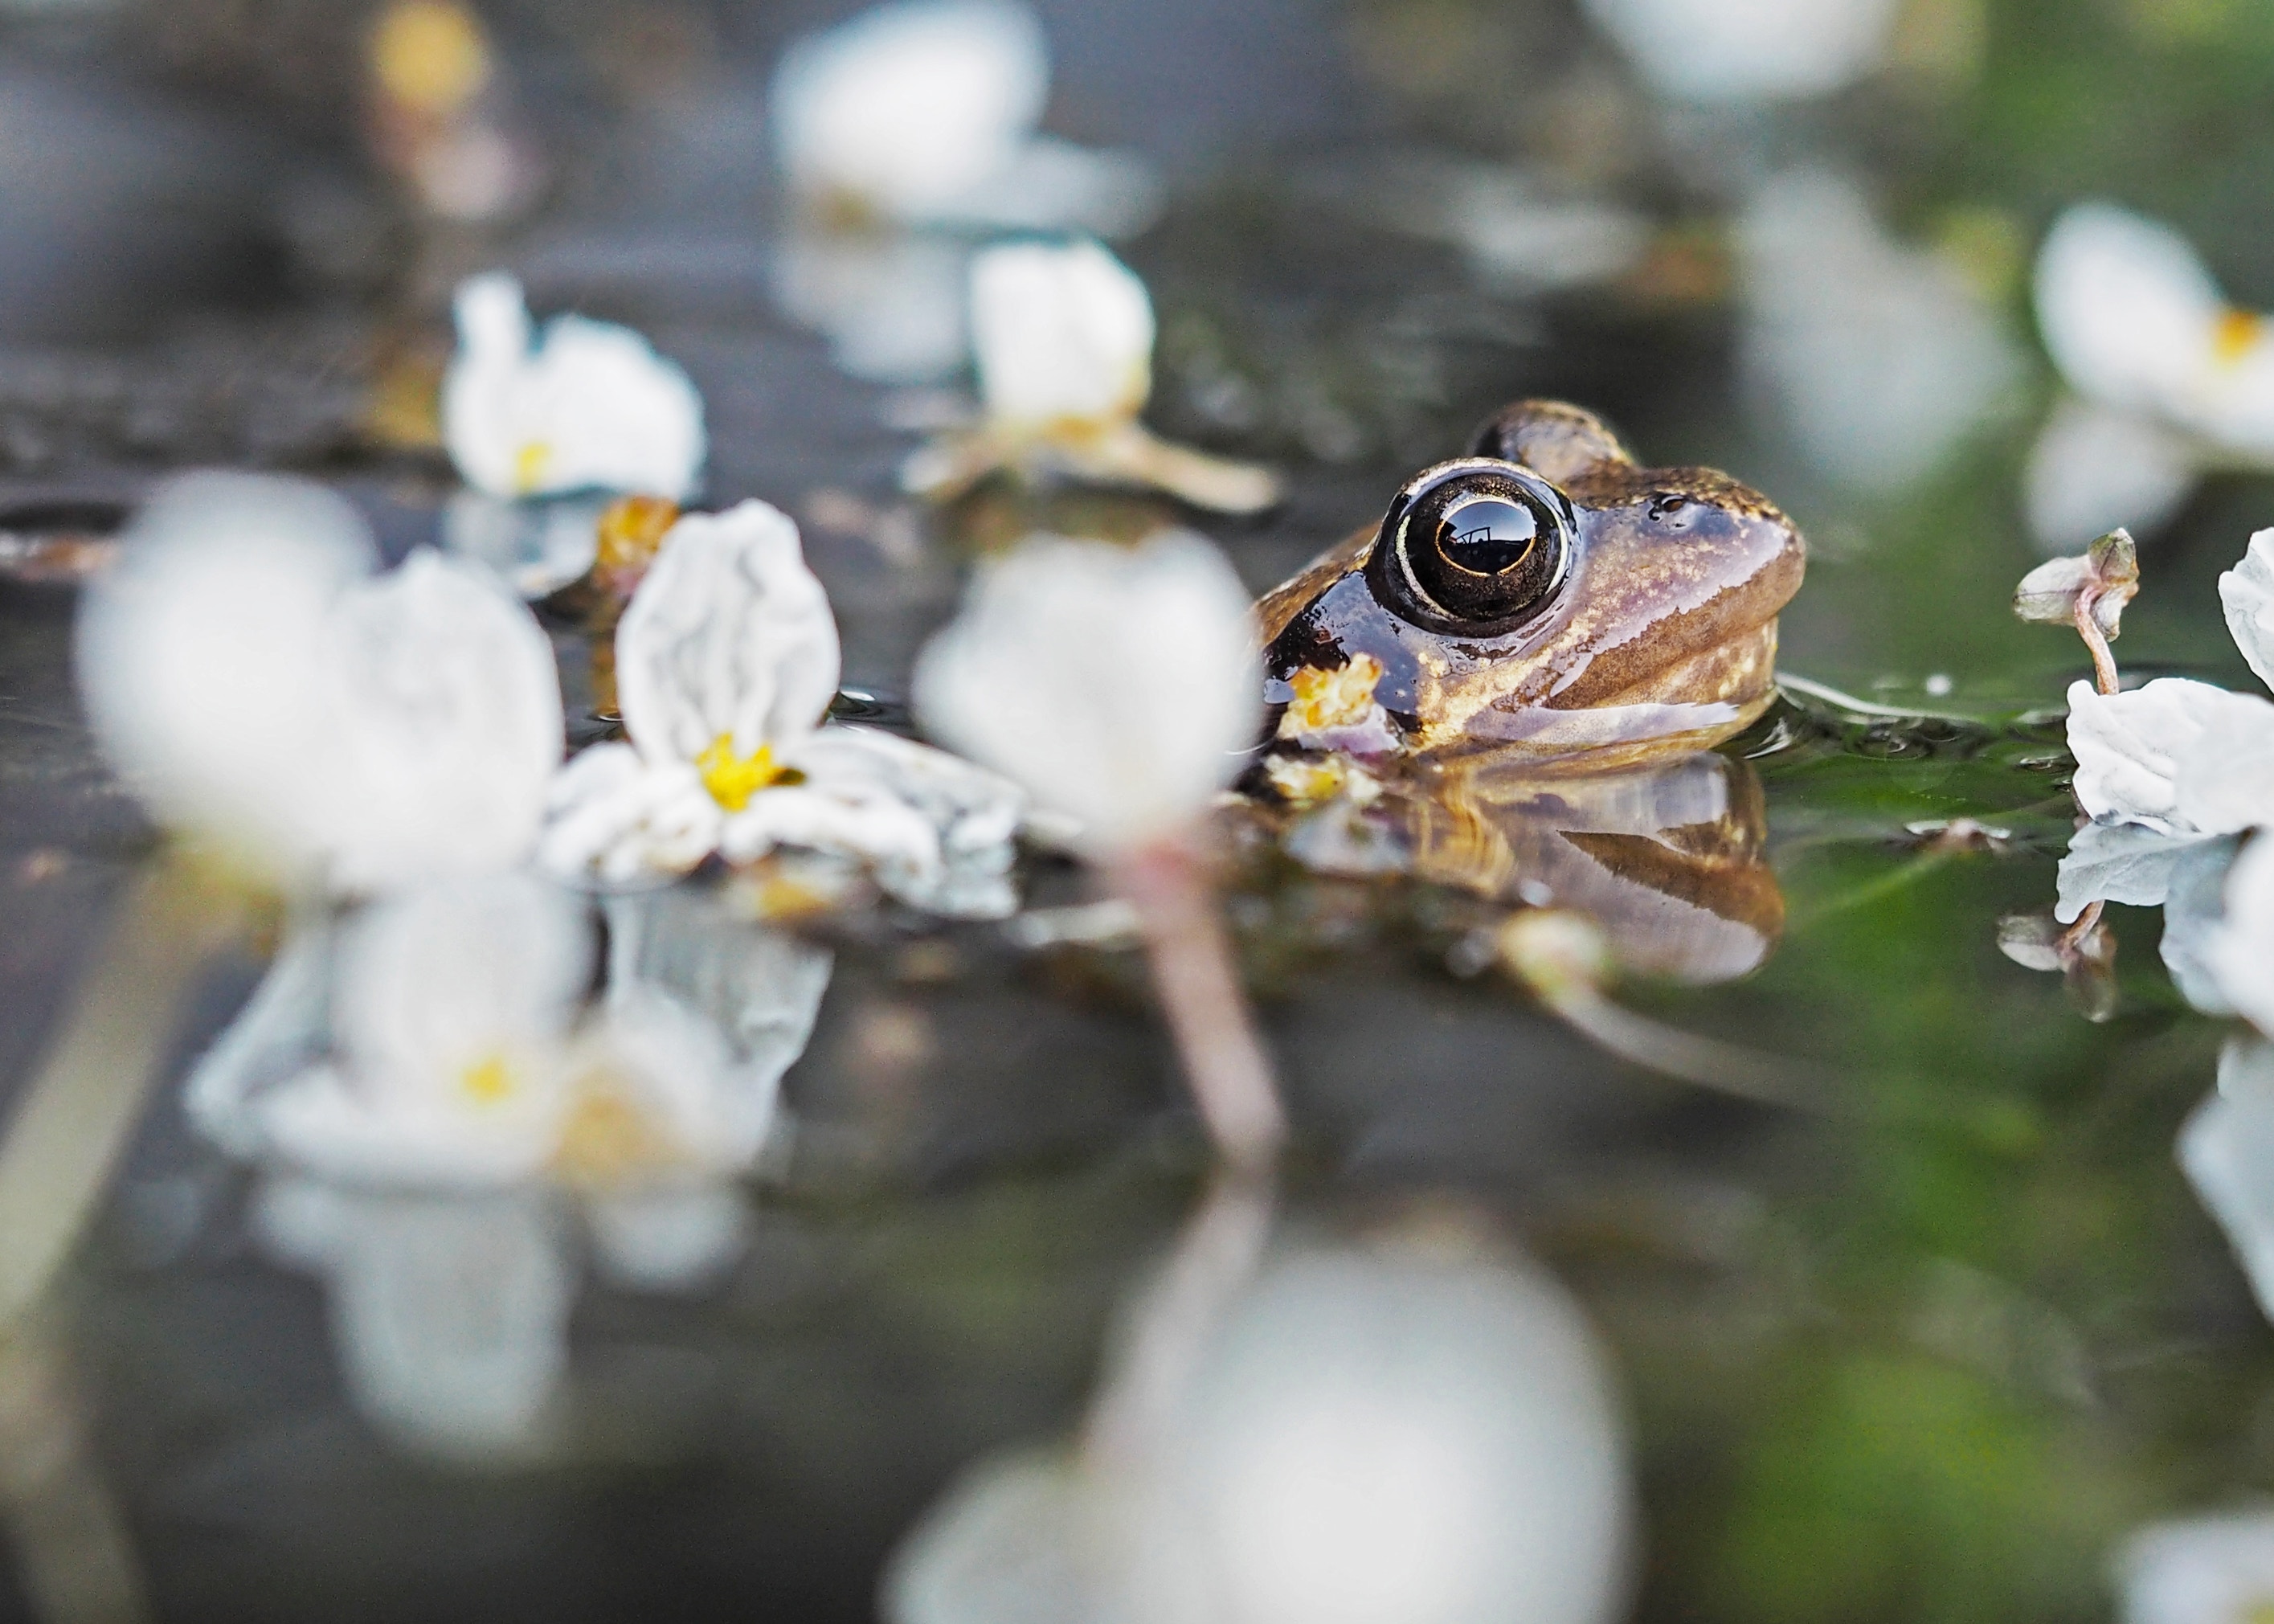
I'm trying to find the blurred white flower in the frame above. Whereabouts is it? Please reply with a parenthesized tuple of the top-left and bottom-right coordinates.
(973, 238, 1154, 429)
(902, 240, 1281, 514)
(442, 271, 706, 502)
(540, 501, 1022, 914)
(771, 0, 1157, 235)
(76, 472, 562, 894)
(914, 530, 1262, 857)
(1740, 170, 2020, 493)
(2030, 204, 2274, 549)
(2115, 1506, 2274, 1624)
(2063, 678, 2274, 838)
(1581, 0, 1900, 104)
(886, 1237, 1633, 1624)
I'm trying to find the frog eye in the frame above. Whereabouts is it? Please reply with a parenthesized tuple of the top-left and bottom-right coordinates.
(1374, 458, 1574, 632)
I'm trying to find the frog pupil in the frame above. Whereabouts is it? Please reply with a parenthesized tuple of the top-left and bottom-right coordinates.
(1436, 497, 1539, 575)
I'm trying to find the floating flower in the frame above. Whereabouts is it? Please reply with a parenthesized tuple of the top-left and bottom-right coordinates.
(1740, 170, 2020, 493)
(2114, 1507, 2274, 1624)
(915, 529, 1282, 1164)
(76, 472, 562, 894)
(1580, 0, 1900, 104)
(885, 1232, 1633, 1624)
(365, 0, 538, 223)
(771, 0, 1156, 235)
(902, 240, 1281, 514)
(2029, 203, 2274, 548)
(441, 271, 706, 503)
(538, 500, 1023, 916)
(914, 530, 1262, 857)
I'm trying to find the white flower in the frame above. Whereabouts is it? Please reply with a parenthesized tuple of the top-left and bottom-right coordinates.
(439, 490, 607, 599)
(2029, 205, 2274, 547)
(771, 0, 1157, 235)
(774, 0, 1043, 220)
(902, 241, 1280, 513)
(1580, 0, 1899, 104)
(971, 239, 1153, 431)
(914, 531, 1262, 857)
(2064, 678, 2274, 837)
(76, 472, 562, 894)
(885, 1241, 1632, 1624)
(1739, 170, 2019, 493)
(2221, 529, 2274, 690)
(442, 271, 706, 502)
(2115, 1507, 2274, 1624)
(539, 500, 1024, 914)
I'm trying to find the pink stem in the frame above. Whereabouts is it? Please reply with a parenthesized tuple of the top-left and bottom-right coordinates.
(2074, 594, 2121, 696)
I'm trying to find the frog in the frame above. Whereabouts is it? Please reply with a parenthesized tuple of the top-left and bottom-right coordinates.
(1258, 399, 1806, 764)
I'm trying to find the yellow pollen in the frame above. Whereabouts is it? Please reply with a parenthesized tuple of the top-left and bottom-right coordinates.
(460, 1053, 517, 1107)
(2239, 1599, 2274, 1624)
(513, 440, 554, 494)
(2215, 307, 2266, 367)
(1284, 654, 1386, 734)
(696, 734, 784, 812)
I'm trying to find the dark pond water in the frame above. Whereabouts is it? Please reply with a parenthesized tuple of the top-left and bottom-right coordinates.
(6, 2, 2274, 1621)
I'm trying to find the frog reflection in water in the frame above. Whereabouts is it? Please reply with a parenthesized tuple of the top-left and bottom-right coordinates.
(1254, 401, 1805, 983)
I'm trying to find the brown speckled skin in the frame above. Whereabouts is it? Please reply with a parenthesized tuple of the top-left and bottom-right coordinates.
(1260, 400, 1806, 759)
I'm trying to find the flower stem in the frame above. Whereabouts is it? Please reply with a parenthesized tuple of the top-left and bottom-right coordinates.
(2073, 593, 2121, 695)
(1112, 840, 1286, 1172)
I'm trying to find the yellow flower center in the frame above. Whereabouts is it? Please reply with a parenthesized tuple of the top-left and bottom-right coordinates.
(696, 734, 789, 812)
(1284, 654, 1386, 734)
(512, 440, 554, 494)
(2215, 306, 2266, 367)
(2239, 1599, 2274, 1624)
(459, 1053, 517, 1107)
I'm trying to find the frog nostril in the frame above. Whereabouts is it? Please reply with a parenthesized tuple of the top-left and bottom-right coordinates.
(1646, 493, 1696, 528)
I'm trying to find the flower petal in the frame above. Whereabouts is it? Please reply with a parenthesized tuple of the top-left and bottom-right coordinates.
(971, 238, 1154, 427)
(2159, 836, 2243, 1017)
(325, 550, 566, 894)
(771, 0, 1046, 221)
(613, 501, 841, 769)
(2035, 203, 2223, 422)
(540, 743, 722, 885)
(787, 724, 1025, 916)
(2220, 528, 2274, 693)
(914, 530, 1262, 854)
(442, 271, 706, 501)
(2065, 677, 2265, 834)
(2055, 820, 2211, 922)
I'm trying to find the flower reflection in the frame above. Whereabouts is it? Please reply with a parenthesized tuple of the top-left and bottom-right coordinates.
(2030, 203, 2274, 548)
(77, 472, 562, 895)
(199, 875, 832, 1458)
(541, 501, 1023, 915)
(887, 1217, 1632, 1624)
